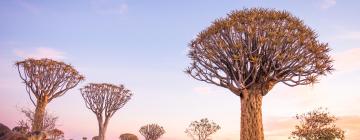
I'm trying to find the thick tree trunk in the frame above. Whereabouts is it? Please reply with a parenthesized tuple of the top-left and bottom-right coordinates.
(97, 117, 104, 140)
(240, 90, 264, 140)
(32, 98, 48, 132)
(97, 117, 109, 140)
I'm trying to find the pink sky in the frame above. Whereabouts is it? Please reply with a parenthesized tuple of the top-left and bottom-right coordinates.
(1, 0, 360, 139)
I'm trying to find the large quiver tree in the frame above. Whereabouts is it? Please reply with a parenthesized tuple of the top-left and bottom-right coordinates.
(186, 8, 333, 140)
(16, 58, 84, 131)
(81, 83, 132, 140)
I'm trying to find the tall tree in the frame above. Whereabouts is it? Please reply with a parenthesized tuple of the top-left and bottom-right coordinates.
(185, 118, 220, 140)
(139, 124, 165, 140)
(185, 8, 333, 140)
(80, 83, 132, 140)
(16, 58, 84, 131)
(290, 108, 345, 140)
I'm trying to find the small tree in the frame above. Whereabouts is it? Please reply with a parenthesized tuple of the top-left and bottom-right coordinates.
(290, 108, 345, 140)
(139, 124, 165, 140)
(119, 133, 138, 140)
(18, 108, 58, 132)
(47, 128, 64, 140)
(16, 58, 84, 131)
(185, 118, 220, 140)
(81, 83, 132, 140)
(12, 125, 29, 135)
(185, 8, 333, 140)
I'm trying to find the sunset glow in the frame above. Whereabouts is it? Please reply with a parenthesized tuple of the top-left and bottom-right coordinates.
(1, 0, 359, 140)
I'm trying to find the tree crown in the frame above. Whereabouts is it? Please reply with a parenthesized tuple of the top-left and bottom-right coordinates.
(290, 108, 345, 140)
(139, 124, 165, 140)
(80, 83, 132, 118)
(186, 8, 333, 97)
(185, 118, 221, 140)
(16, 58, 84, 104)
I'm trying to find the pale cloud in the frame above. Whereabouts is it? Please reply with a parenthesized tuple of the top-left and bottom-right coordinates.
(333, 47, 360, 73)
(335, 31, 360, 41)
(13, 47, 66, 60)
(91, 0, 128, 15)
(320, 0, 336, 9)
(15, 0, 40, 14)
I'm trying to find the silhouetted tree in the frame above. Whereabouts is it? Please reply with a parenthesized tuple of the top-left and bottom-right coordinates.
(185, 8, 333, 140)
(16, 58, 84, 131)
(119, 133, 138, 140)
(17, 108, 58, 132)
(139, 124, 165, 140)
(82, 137, 88, 140)
(185, 118, 220, 140)
(47, 128, 64, 140)
(81, 83, 132, 140)
(290, 108, 345, 140)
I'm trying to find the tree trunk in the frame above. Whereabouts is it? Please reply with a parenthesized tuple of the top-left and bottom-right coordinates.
(97, 117, 104, 140)
(102, 118, 109, 140)
(240, 90, 264, 140)
(32, 98, 48, 132)
(97, 117, 110, 140)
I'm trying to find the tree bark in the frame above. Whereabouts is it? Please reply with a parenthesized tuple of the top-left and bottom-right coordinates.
(97, 117, 110, 140)
(32, 97, 48, 132)
(97, 116, 104, 140)
(240, 90, 264, 140)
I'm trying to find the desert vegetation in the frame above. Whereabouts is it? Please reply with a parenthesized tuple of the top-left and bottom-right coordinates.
(185, 118, 220, 140)
(2, 5, 351, 140)
(186, 8, 333, 140)
(139, 124, 165, 140)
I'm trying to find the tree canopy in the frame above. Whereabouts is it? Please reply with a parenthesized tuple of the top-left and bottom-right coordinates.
(290, 108, 345, 140)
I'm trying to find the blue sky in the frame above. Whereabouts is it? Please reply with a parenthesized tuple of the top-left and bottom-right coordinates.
(1, 0, 360, 139)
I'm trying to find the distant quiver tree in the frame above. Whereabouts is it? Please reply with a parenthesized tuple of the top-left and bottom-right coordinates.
(16, 58, 84, 131)
(185, 118, 220, 140)
(81, 83, 132, 140)
(139, 124, 165, 140)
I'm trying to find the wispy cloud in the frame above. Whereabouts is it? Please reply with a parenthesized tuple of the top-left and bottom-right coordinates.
(91, 0, 128, 15)
(335, 31, 360, 41)
(320, 0, 336, 9)
(15, 0, 40, 14)
(13, 47, 66, 60)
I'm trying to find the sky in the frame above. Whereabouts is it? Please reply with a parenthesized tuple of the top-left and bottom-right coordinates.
(0, 0, 360, 139)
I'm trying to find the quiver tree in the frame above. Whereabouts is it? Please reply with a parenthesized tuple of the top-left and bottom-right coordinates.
(119, 133, 138, 140)
(185, 118, 220, 140)
(290, 108, 345, 140)
(80, 83, 132, 140)
(16, 58, 84, 131)
(139, 124, 165, 140)
(185, 8, 333, 140)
